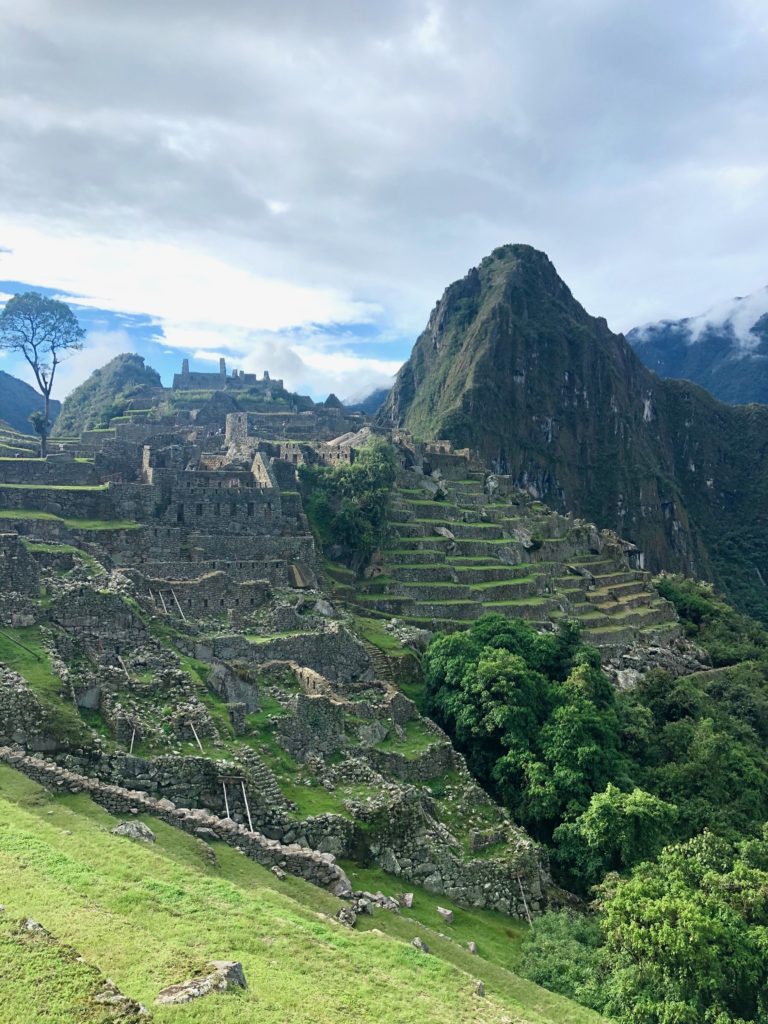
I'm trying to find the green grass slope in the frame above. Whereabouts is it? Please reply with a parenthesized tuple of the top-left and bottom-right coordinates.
(0, 766, 604, 1024)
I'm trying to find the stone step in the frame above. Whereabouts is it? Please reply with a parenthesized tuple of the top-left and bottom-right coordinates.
(468, 577, 542, 601)
(386, 548, 447, 565)
(393, 581, 473, 601)
(453, 564, 535, 583)
(388, 564, 459, 583)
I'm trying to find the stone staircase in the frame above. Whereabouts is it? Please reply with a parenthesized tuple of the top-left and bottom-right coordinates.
(340, 469, 680, 653)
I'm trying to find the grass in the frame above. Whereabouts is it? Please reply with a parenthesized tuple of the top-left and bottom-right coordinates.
(0, 482, 109, 491)
(0, 625, 89, 745)
(374, 718, 438, 758)
(0, 767, 604, 1024)
(0, 509, 141, 530)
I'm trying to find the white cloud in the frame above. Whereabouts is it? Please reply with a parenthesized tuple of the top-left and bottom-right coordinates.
(686, 286, 768, 352)
(11, 328, 135, 396)
(1, 0, 767, 355)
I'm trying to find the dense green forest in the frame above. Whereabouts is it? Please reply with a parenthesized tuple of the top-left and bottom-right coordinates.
(424, 576, 768, 1022)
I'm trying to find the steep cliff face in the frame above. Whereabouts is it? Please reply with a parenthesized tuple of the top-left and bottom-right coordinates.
(380, 245, 768, 620)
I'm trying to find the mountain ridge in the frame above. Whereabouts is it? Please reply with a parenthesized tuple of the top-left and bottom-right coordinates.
(628, 285, 768, 405)
(0, 369, 61, 434)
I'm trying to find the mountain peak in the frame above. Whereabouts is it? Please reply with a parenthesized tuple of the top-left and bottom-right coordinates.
(380, 247, 768, 622)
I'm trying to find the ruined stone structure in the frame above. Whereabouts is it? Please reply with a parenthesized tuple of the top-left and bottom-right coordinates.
(172, 358, 283, 393)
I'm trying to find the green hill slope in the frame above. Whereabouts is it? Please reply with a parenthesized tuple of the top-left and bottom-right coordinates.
(52, 353, 161, 436)
(0, 370, 60, 434)
(380, 244, 768, 621)
(0, 766, 603, 1024)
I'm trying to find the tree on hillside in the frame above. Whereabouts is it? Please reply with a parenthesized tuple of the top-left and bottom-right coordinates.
(0, 292, 84, 455)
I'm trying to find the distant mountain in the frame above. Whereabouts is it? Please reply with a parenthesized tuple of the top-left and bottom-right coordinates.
(345, 387, 390, 415)
(379, 244, 768, 621)
(52, 353, 161, 436)
(628, 287, 768, 405)
(0, 369, 60, 434)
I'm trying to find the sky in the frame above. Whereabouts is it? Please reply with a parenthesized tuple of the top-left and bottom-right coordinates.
(0, 0, 767, 400)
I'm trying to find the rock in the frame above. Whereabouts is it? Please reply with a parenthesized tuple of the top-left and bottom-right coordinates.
(314, 598, 335, 617)
(111, 821, 155, 843)
(474, 980, 485, 997)
(22, 918, 46, 934)
(436, 905, 454, 925)
(271, 865, 286, 880)
(467, 940, 478, 954)
(335, 906, 357, 928)
(433, 526, 455, 540)
(401, 892, 414, 909)
(155, 961, 246, 1005)
(411, 937, 429, 953)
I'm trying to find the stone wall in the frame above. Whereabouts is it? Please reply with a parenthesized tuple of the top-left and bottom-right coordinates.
(0, 485, 116, 520)
(0, 532, 40, 596)
(0, 456, 99, 486)
(0, 747, 351, 895)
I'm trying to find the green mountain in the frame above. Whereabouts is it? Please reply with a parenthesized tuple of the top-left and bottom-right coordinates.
(0, 369, 60, 434)
(52, 353, 161, 436)
(379, 244, 768, 621)
(628, 285, 768, 405)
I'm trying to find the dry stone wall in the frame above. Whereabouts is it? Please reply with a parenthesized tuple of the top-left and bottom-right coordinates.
(0, 747, 352, 895)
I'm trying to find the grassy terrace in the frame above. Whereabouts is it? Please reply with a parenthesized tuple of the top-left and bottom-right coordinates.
(0, 481, 109, 491)
(0, 767, 603, 1024)
(0, 626, 89, 746)
(0, 509, 140, 530)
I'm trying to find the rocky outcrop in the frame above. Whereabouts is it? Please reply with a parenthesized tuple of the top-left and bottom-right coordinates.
(155, 961, 246, 1005)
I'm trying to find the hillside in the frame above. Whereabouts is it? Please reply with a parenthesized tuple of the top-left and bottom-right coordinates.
(0, 369, 60, 434)
(0, 767, 602, 1024)
(52, 353, 161, 436)
(379, 244, 768, 622)
(628, 285, 768, 405)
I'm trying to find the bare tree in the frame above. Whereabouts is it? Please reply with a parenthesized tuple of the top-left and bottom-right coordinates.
(0, 292, 84, 456)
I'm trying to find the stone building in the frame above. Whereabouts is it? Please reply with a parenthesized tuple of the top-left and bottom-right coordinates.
(172, 358, 283, 393)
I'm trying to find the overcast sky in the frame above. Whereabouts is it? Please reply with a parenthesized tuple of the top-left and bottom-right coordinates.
(1, 0, 767, 399)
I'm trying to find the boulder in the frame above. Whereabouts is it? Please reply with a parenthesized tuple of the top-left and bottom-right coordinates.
(111, 821, 155, 843)
(436, 905, 454, 925)
(411, 937, 429, 953)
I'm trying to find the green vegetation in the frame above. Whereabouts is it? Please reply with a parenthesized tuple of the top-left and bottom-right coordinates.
(299, 438, 398, 569)
(425, 609, 768, 890)
(519, 829, 768, 1024)
(0, 625, 89, 745)
(655, 573, 768, 665)
(0, 767, 603, 1024)
(52, 353, 161, 435)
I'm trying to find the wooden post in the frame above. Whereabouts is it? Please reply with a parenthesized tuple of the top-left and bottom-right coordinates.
(117, 654, 130, 676)
(171, 588, 187, 622)
(517, 875, 534, 929)
(158, 590, 169, 615)
(222, 782, 230, 819)
(189, 721, 204, 753)
(241, 780, 254, 833)
(129, 728, 136, 754)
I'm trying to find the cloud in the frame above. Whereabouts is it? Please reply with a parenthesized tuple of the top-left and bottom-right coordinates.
(11, 327, 136, 396)
(0, 0, 767, 367)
